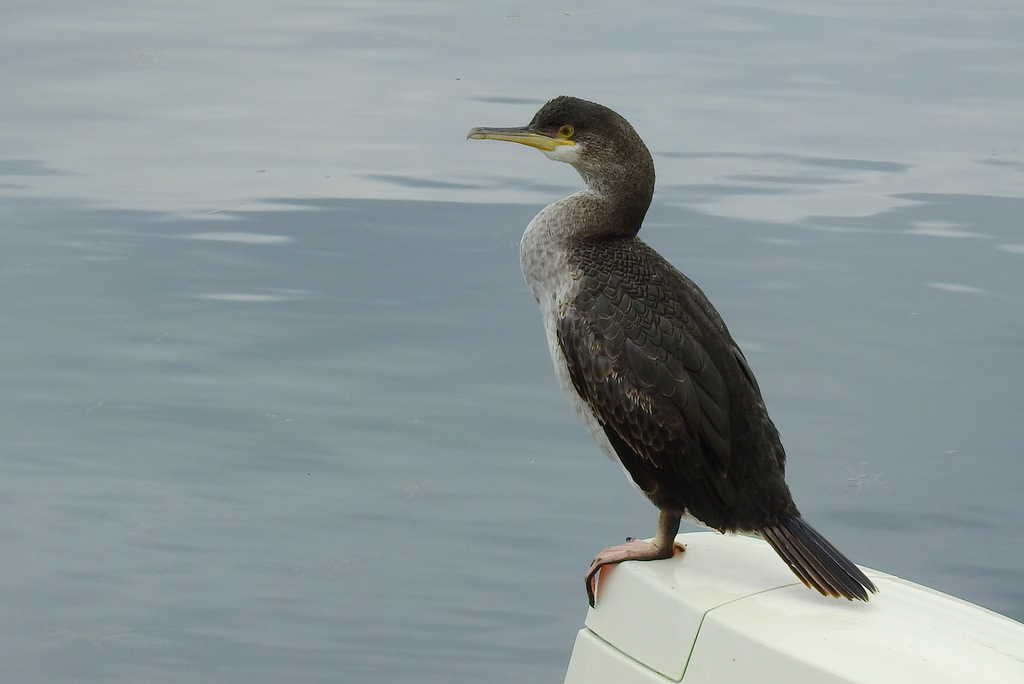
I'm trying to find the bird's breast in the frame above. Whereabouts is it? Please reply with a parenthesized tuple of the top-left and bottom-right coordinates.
(520, 204, 629, 472)
(519, 201, 579, 306)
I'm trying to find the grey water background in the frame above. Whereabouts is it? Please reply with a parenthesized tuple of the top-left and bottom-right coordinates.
(2, 1, 1023, 682)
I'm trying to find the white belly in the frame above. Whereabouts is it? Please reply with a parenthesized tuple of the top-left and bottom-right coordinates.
(519, 202, 632, 470)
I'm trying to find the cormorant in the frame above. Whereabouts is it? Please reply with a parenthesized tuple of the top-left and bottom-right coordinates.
(468, 95, 876, 607)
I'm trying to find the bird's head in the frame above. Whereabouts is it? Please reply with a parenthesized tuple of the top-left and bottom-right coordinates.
(468, 95, 654, 199)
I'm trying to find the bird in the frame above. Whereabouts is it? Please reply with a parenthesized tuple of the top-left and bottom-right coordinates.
(467, 95, 877, 608)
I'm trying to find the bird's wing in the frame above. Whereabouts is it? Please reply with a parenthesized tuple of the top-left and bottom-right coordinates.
(557, 242, 736, 510)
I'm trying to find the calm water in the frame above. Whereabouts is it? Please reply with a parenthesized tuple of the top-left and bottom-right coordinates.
(3, 2, 1023, 682)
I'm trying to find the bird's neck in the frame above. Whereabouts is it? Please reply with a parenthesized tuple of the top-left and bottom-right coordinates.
(573, 184, 653, 240)
(576, 156, 655, 239)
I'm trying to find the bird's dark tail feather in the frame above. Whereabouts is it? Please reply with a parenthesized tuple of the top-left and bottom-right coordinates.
(761, 516, 877, 602)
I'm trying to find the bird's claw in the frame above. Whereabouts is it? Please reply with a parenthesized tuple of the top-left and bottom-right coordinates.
(586, 566, 600, 608)
(584, 538, 686, 607)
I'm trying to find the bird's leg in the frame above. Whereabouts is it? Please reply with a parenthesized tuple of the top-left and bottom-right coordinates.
(585, 510, 684, 607)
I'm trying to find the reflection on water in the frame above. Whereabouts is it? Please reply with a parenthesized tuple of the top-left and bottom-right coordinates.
(2, 193, 1022, 683)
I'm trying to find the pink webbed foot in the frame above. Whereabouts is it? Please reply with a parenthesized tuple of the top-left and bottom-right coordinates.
(585, 537, 686, 607)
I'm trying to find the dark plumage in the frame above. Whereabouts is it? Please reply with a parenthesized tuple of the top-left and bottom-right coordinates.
(469, 96, 876, 606)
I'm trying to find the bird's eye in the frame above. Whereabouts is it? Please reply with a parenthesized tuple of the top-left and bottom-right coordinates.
(557, 125, 574, 139)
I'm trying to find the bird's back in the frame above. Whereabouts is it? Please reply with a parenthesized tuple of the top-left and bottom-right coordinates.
(558, 235, 798, 531)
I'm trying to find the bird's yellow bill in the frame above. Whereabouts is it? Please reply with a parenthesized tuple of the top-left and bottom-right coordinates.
(467, 126, 574, 151)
